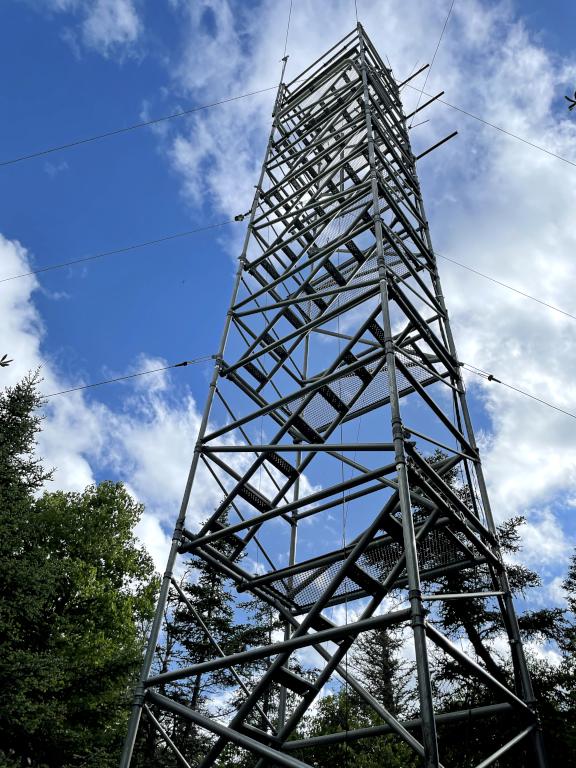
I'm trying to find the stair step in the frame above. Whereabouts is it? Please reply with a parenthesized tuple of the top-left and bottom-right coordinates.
(349, 563, 384, 596)
(265, 451, 297, 478)
(244, 362, 267, 384)
(237, 483, 272, 513)
(291, 415, 323, 444)
(274, 666, 315, 696)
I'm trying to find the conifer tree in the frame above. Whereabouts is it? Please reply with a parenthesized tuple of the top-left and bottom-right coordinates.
(300, 687, 419, 768)
(421, 456, 567, 766)
(138, 515, 254, 766)
(351, 626, 414, 717)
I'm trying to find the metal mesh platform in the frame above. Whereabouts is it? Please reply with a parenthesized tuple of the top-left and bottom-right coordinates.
(258, 525, 477, 612)
(283, 349, 441, 437)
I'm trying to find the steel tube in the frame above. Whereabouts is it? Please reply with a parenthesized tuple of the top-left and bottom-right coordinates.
(123, 23, 547, 768)
(147, 691, 313, 768)
(475, 726, 535, 768)
(201, 442, 395, 452)
(146, 608, 411, 686)
(425, 623, 533, 713)
(283, 702, 514, 749)
(118, 57, 290, 768)
(358, 24, 440, 768)
(142, 705, 193, 768)
(416, 130, 458, 160)
(180, 462, 397, 552)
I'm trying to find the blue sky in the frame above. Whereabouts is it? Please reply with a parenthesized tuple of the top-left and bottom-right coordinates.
(2, 0, 576, 631)
(1, 1, 235, 396)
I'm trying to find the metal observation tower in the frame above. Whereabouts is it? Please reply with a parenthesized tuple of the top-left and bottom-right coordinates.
(121, 25, 546, 768)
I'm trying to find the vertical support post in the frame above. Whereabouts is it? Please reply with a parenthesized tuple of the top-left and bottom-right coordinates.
(357, 23, 439, 768)
(119, 58, 289, 768)
(411, 92, 547, 768)
(277, 336, 307, 728)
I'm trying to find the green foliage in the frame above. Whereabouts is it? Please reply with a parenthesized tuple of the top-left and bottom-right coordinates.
(298, 689, 418, 768)
(351, 626, 414, 716)
(418, 457, 576, 767)
(0, 375, 158, 767)
(135, 517, 253, 766)
(297, 624, 417, 767)
(538, 555, 576, 764)
(5, 374, 575, 768)
(0, 371, 51, 498)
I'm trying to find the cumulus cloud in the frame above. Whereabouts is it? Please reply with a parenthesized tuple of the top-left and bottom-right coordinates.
(518, 508, 573, 567)
(0, 232, 208, 572)
(39, 0, 142, 57)
(8, 0, 576, 601)
(1, 233, 98, 489)
(1, 232, 321, 574)
(157, 0, 576, 564)
(81, 0, 141, 54)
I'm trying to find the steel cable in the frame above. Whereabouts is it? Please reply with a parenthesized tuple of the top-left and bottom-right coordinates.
(408, 0, 455, 128)
(0, 220, 236, 283)
(0, 88, 279, 168)
(43, 355, 213, 398)
(461, 362, 576, 420)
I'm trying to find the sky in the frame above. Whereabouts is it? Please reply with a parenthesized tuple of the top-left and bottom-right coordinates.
(2, 0, 576, 613)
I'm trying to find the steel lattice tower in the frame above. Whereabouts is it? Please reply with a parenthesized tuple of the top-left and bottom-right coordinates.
(121, 25, 546, 768)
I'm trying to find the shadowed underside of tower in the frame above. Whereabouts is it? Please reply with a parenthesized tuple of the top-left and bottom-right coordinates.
(120, 24, 546, 768)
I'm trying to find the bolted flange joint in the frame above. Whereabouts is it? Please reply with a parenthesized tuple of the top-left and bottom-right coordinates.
(132, 683, 146, 707)
(391, 417, 404, 442)
(409, 589, 427, 627)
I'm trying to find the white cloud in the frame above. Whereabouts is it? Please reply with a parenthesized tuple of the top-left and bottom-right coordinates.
(0, 232, 207, 572)
(129, 353, 171, 394)
(1, 231, 323, 575)
(524, 640, 563, 667)
(517, 509, 573, 567)
(546, 575, 568, 607)
(0, 233, 97, 489)
(133, 506, 172, 574)
(103, 390, 205, 522)
(38, 0, 142, 57)
(82, 0, 141, 55)
(158, 0, 576, 562)
(8, 0, 576, 613)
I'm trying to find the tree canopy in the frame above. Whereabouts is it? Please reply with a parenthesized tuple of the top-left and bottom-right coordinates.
(0, 374, 158, 768)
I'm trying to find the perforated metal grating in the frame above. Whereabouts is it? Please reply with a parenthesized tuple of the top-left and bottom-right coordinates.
(279, 349, 439, 438)
(264, 525, 476, 611)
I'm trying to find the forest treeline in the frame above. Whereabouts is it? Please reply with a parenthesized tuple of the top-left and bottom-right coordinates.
(1, 374, 575, 767)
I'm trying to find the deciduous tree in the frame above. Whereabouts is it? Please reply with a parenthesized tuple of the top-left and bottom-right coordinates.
(0, 375, 158, 768)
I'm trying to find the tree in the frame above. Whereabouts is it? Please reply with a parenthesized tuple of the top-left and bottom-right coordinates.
(538, 549, 576, 764)
(298, 619, 418, 767)
(300, 687, 418, 768)
(433, 515, 565, 688)
(420, 459, 569, 767)
(135, 514, 257, 767)
(0, 371, 51, 504)
(0, 374, 158, 768)
(302, 451, 574, 767)
(351, 625, 415, 717)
